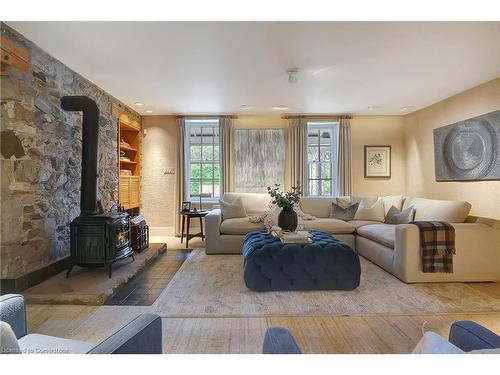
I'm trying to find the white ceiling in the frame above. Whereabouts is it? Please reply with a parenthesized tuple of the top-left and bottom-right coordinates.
(7, 21, 500, 115)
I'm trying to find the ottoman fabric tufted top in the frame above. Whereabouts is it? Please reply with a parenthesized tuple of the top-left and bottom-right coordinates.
(243, 230, 361, 292)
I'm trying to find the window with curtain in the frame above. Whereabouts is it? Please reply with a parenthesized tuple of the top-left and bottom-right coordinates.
(306, 121, 339, 196)
(185, 119, 220, 201)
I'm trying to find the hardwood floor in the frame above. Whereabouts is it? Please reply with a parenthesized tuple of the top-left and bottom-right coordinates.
(25, 237, 500, 354)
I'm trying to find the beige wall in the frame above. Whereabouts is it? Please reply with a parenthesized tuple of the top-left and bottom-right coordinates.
(141, 78, 500, 234)
(141, 116, 178, 233)
(404, 78, 500, 220)
(141, 114, 407, 233)
(351, 116, 406, 197)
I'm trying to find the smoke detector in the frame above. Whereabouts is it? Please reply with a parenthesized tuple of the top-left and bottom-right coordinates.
(287, 68, 298, 83)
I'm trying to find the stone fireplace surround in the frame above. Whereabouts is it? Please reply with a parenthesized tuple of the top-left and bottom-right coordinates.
(0, 23, 138, 291)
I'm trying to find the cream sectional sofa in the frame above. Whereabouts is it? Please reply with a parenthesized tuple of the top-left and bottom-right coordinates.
(205, 192, 500, 283)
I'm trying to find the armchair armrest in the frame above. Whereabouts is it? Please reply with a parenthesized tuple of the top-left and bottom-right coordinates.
(393, 223, 500, 282)
(205, 209, 223, 254)
(0, 294, 27, 338)
(262, 327, 302, 354)
(87, 313, 162, 354)
(449, 320, 500, 352)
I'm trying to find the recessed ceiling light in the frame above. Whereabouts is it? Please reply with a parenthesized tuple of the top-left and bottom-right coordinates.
(239, 105, 252, 110)
(134, 102, 144, 106)
(367, 105, 380, 110)
(273, 105, 289, 110)
(145, 110, 153, 113)
(402, 106, 414, 111)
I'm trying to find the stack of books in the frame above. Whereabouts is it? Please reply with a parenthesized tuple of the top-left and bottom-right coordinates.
(271, 227, 311, 244)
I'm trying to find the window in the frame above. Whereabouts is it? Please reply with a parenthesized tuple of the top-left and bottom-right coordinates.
(306, 121, 339, 196)
(185, 119, 220, 201)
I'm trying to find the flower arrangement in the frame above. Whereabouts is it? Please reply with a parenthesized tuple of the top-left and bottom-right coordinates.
(266, 184, 302, 208)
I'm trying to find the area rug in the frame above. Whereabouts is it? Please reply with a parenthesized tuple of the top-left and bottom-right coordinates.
(153, 249, 500, 317)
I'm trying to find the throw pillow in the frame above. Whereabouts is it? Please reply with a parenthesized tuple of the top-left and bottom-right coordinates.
(330, 202, 359, 221)
(354, 199, 385, 221)
(335, 196, 351, 208)
(0, 321, 21, 354)
(219, 197, 247, 220)
(380, 195, 404, 216)
(385, 205, 415, 224)
(412, 331, 463, 354)
(350, 195, 379, 207)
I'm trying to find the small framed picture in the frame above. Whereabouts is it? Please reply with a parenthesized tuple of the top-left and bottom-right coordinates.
(364, 145, 391, 179)
(181, 201, 191, 212)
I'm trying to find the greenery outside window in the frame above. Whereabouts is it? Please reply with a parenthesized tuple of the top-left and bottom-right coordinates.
(185, 119, 220, 202)
(306, 121, 339, 196)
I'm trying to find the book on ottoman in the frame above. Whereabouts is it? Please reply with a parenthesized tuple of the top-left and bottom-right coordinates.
(280, 231, 312, 244)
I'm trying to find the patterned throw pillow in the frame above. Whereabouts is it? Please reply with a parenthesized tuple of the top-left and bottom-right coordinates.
(385, 205, 415, 224)
(330, 202, 359, 221)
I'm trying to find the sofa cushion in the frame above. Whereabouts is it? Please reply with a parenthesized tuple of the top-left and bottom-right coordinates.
(356, 223, 395, 248)
(0, 321, 20, 354)
(380, 195, 404, 216)
(403, 197, 471, 223)
(18, 334, 94, 354)
(348, 220, 382, 229)
(222, 193, 270, 216)
(301, 218, 356, 234)
(220, 217, 266, 235)
(299, 197, 338, 218)
(219, 197, 247, 220)
(350, 195, 379, 207)
(354, 199, 385, 221)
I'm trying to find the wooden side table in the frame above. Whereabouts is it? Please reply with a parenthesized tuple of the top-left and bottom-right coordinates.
(180, 210, 208, 249)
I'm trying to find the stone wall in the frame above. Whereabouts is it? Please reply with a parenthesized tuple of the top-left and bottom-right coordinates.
(0, 24, 136, 279)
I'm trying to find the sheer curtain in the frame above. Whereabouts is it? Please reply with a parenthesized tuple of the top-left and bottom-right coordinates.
(219, 116, 233, 195)
(174, 118, 186, 236)
(287, 118, 307, 192)
(337, 117, 352, 196)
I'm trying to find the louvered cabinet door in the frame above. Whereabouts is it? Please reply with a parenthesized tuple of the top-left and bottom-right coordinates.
(129, 176, 140, 208)
(119, 176, 131, 208)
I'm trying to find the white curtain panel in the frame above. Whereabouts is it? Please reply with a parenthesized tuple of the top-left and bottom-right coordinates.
(337, 117, 352, 196)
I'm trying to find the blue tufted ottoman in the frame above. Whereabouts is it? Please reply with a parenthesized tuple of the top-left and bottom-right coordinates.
(243, 230, 361, 292)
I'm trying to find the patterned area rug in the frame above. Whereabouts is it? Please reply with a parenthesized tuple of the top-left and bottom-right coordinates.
(153, 249, 500, 317)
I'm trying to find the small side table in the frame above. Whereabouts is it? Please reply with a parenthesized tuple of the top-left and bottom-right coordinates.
(180, 210, 208, 249)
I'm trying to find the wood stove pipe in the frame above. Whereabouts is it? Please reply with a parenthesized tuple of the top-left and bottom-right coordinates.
(61, 96, 100, 216)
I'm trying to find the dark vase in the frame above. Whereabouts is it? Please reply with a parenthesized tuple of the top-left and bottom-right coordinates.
(278, 206, 298, 232)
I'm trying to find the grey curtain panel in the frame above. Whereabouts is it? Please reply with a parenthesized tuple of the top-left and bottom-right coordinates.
(287, 118, 307, 193)
(337, 117, 352, 196)
(219, 116, 233, 194)
(174, 118, 186, 236)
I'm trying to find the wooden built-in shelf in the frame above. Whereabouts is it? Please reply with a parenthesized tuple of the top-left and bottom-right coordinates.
(120, 145, 139, 152)
(117, 114, 142, 211)
(120, 159, 137, 165)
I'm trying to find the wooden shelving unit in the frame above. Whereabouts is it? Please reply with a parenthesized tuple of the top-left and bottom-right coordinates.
(117, 115, 142, 211)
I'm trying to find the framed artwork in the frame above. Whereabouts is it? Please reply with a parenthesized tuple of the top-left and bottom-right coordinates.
(364, 145, 391, 179)
(433, 110, 500, 181)
(181, 201, 191, 212)
(234, 129, 285, 193)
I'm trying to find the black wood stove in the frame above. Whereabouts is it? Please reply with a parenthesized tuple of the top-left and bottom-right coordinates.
(62, 96, 134, 278)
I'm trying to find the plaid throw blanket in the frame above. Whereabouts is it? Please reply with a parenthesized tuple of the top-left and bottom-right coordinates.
(412, 221, 456, 273)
